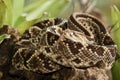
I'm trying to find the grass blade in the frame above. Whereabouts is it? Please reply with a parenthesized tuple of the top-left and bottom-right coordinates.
(24, 0, 47, 13)
(0, 34, 10, 44)
(111, 5, 120, 80)
(3, 0, 24, 26)
(111, 5, 120, 52)
(26, 0, 73, 20)
(12, 0, 24, 27)
(0, 1, 6, 27)
(112, 59, 120, 80)
(3, 0, 13, 25)
(16, 19, 36, 35)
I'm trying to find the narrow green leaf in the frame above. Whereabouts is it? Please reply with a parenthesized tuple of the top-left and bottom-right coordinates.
(112, 59, 120, 80)
(111, 5, 120, 80)
(14, 16, 26, 27)
(12, 0, 24, 27)
(26, 0, 57, 20)
(26, 0, 73, 20)
(0, 1, 6, 27)
(3, 0, 13, 26)
(3, 0, 12, 10)
(58, 0, 73, 18)
(3, 0, 24, 26)
(44, 0, 73, 18)
(24, 0, 47, 13)
(16, 20, 36, 35)
(0, 34, 10, 44)
(111, 5, 120, 53)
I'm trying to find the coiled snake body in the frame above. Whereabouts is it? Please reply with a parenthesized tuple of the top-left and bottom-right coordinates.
(12, 13, 116, 74)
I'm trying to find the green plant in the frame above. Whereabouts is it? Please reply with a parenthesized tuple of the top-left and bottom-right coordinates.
(111, 5, 120, 80)
(0, 0, 73, 43)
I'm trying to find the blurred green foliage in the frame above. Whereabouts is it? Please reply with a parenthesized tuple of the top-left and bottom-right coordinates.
(0, 0, 73, 33)
(111, 6, 120, 53)
(96, 0, 120, 23)
(112, 59, 120, 80)
(111, 6, 120, 80)
(0, 0, 73, 43)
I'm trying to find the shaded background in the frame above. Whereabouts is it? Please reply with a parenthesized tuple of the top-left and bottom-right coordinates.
(25, 0, 120, 24)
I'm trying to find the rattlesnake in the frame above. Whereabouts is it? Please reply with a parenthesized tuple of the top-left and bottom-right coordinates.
(12, 13, 116, 74)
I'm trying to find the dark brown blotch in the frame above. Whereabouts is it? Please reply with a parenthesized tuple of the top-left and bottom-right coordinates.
(64, 39, 83, 55)
(27, 56, 41, 69)
(103, 35, 115, 45)
(95, 47, 104, 56)
(33, 19, 52, 29)
(72, 58, 81, 64)
(87, 45, 104, 56)
(45, 47, 51, 53)
(46, 32, 59, 46)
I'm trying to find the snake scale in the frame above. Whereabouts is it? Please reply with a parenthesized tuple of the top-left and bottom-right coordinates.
(12, 13, 117, 74)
